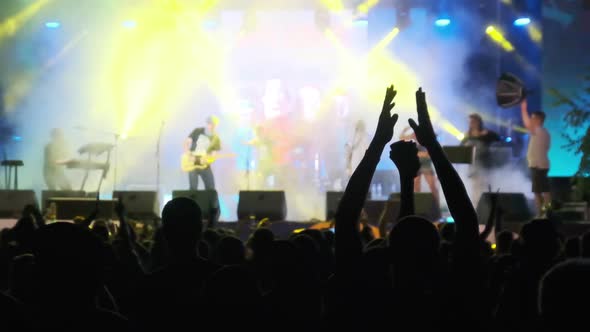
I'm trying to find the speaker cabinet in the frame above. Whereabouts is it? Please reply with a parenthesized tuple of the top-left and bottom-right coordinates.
(47, 198, 116, 220)
(0, 190, 38, 218)
(41, 190, 85, 212)
(113, 191, 159, 220)
(477, 192, 531, 224)
(237, 191, 287, 221)
(172, 190, 219, 221)
(389, 192, 440, 221)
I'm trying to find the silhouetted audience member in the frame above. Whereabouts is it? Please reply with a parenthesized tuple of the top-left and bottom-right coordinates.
(30, 222, 129, 331)
(134, 197, 219, 330)
(216, 236, 246, 265)
(539, 259, 590, 331)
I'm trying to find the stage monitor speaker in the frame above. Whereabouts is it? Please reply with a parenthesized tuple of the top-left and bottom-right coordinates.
(476, 192, 531, 224)
(41, 190, 85, 212)
(47, 198, 115, 220)
(550, 177, 573, 203)
(113, 191, 159, 220)
(326, 191, 344, 221)
(237, 191, 287, 221)
(364, 200, 401, 226)
(0, 190, 38, 218)
(172, 190, 219, 221)
(389, 192, 440, 221)
(497, 72, 527, 108)
(442, 146, 474, 164)
(326, 191, 374, 221)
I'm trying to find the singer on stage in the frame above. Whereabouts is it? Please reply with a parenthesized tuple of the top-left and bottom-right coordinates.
(183, 116, 221, 190)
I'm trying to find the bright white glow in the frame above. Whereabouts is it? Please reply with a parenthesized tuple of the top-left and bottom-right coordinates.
(435, 18, 451, 27)
(122, 20, 137, 29)
(513, 17, 531, 26)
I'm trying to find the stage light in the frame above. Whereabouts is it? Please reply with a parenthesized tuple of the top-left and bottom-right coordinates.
(0, 0, 50, 43)
(435, 18, 451, 27)
(446, 216, 454, 223)
(356, 0, 379, 15)
(45, 21, 60, 29)
(12, 135, 22, 141)
(122, 20, 137, 29)
(505, 136, 512, 142)
(513, 17, 531, 26)
(492, 243, 497, 250)
(485, 25, 515, 52)
(370, 26, 399, 54)
(353, 19, 368, 26)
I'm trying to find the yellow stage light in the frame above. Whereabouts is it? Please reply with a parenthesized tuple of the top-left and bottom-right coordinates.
(320, 0, 344, 12)
(371, 27, 400, 54)
(357, 0, 380, 15)
(527, 24, 542, 43)
(0, 0, 52, 43)
(485, 25, 515, 52)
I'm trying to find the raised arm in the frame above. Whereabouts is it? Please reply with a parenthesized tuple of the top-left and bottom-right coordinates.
(409, 88, 479, 252)
(389, 140, 420, 219)
(335, 85, 398, 270)
(520, 99, 532, 131)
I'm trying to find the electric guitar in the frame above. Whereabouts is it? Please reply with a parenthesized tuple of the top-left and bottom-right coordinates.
(181, 152, 235, 172)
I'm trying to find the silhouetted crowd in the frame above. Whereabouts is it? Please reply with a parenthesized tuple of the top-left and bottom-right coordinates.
(1, 87, 587, 331)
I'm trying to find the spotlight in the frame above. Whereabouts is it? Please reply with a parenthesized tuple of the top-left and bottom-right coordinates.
(446, 216, 455, 223)
(513, 17, 531, 26)
(434, 18, 451, 27)
(122, 20, 137, 29)
(45, 21, 60, 29)
(505, 136, 512, 143)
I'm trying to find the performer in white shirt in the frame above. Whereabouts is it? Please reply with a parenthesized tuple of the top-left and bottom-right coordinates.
(521, 99, 551, 216)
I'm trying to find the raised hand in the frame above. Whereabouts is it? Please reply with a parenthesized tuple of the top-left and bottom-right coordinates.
(389, 140, 421, 179)
(373, 85, 399, 146)
(408, 88, 437, 148)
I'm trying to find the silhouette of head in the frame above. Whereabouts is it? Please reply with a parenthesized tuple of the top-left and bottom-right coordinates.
(161, 197, 203, 258)
(216, 236, 246, 265)
(531, 111, 546, 128)
(439, 222, 455, 243)
(388, 216, 440, 270)
(539, 259, 590, 329)
(468, 113, 483, 132)
(248, 228, 274, 260)
(90, 220, 111, 243)
(32, 222, 104, 306)
(520, 219, 560, 263)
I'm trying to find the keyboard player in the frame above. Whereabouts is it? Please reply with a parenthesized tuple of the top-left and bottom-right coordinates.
(43, 128, 72, 190)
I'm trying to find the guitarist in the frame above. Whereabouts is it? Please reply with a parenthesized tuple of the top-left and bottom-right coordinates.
(184, 116, 221, 190)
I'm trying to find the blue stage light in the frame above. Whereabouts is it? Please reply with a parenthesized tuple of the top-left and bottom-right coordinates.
(435, 18, 451, 27)
(513, 17, 531, 26)
(45, 21, 60, 29)
(505, 136, 513, 143)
